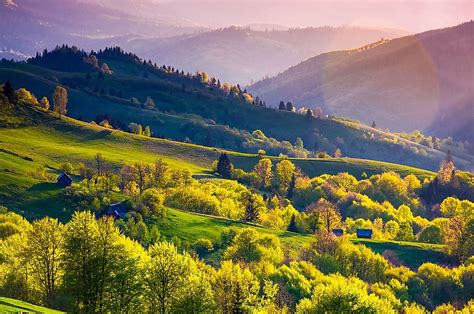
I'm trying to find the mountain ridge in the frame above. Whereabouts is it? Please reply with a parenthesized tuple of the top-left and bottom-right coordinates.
(248, 21, 474, 143)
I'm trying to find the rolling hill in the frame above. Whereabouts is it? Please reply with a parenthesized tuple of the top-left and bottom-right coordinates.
(129, 26, 408, 84)
(1, 46, 471, 171)
(0, 0, 205, 60)
(248, 21, 474, 144)
(0, 102, 447, 270)
(0, 102, 436, 220)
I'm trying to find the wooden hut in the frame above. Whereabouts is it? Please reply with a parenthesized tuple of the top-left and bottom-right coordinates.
(356, 228, 373, 239)
(56, 172, 72, 188)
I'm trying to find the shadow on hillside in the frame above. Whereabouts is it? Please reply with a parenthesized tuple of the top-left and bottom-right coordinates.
(82, 129, 113, 141)
(193, 170, 216, 179)
(27, 182, 60, 192)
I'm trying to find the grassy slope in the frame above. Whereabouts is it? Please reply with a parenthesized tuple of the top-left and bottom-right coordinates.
(1, 61, 470, 172)
(0, 104, 445, 268)
(0, 297, 64, 314)
(0, 104, 435, 219)
(157, 207, 447, 269)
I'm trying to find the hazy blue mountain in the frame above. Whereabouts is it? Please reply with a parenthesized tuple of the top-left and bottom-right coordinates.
(248, 22, 474, 143)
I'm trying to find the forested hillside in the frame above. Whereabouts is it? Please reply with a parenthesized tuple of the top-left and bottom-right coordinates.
(1, 46, 472, 171)
(0, 86, 473, 313)
(249, 22, 474, 144)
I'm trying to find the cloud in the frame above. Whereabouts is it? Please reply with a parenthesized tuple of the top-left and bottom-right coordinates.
(4, 0, 18, 8)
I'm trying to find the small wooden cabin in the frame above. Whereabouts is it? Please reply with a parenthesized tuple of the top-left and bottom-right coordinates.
(332, 229, 344, 237)
(57, 172, 72, 188)
(105, 202, 127, 219)
(356, 228, 373, 239)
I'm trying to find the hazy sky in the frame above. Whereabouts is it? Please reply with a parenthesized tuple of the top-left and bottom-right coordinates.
(131, 0, 473, 32)
(4, 0, 473, 32)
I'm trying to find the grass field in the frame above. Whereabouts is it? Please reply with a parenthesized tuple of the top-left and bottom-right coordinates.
(0, 104, 436, 219)
(155, 207, 448, 269)
(2, 60, 471, 172)
(0, 103, 449, 269)
(0, 297, 64, 314)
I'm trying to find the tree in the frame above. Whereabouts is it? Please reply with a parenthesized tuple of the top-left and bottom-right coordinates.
(212, 261, 261, 313)
(279, 101, 286, 110)
(418, 224, 443, 244)
(253, 158, 273, 189)
(64, 212, 102, 312)
(94, 153, 105, 176)
(60, 162, 74, 174)
(143, 242, 189, 313)
(314, 107, 323, 119)
(136, 188, 166, 218)
(275, 159, 296, 195)
(15, 88, 38, 105)
(217, 153, 233, 179)
(3, 80, 15, 102)
(288, 214, 298, 232)
(371, 121, 376, 128)
(306, 199, 341, 233)
(144, 96, 155, 109)
(296, 276, 394, 313)
(286, 101, 294, 112)
(287, 174, 296, 199)
(438, 160, 455, 185)
(100, 63, 112, 74)
(334, 148, 342, 158)
(224, 228, 283, 264)
(396, 221, 414, 241)
(306, 109, 313, 120)
(243, 191, 265, 222)
(53, 86, 67, 116)
(143, 126, 151, 137)
(295, 137, 304, 150)
(39, 97, 50, 110)
(25, 217, 64, 307)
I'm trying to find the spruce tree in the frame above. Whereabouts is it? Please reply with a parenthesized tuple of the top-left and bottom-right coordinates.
(217, 153, 232, 179)
(278, 101, 285, 110)
(306, 109, 313, 120)
(287, 174, 296, 199)
(244, 192, 260, 222)
(3, 80, 14, 102)
(287, 214, 298, 232)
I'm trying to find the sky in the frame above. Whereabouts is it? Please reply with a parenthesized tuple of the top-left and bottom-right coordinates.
(101, 0, 474, 33)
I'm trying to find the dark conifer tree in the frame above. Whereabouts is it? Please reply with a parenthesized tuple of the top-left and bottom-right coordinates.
(287, 174, 296, 199)
(217, 153, 232, 178)
(371, 121, 376, 128)
(278, 101, 285, 110)
(287, 214, 298, 232)
(286, 101, 294, 112)
(244, 192, 260, 222)
(306, 109, 313, 120)
(3, 80, 14, 102)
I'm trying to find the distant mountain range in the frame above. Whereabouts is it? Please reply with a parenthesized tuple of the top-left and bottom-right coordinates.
(248, 22, 474, 143)
(129, 26, 408, 84)
(0, 0, 206, 59)
(1, 0, 407, 85)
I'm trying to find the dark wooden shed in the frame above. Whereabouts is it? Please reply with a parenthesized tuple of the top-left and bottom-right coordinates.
(105, 202, 127, 219)
(56, 172, 72, 188)
(356, 228, 373, 239)
(332, 229, 344, 237)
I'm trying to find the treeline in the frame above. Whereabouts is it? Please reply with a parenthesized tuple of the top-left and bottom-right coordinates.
(218, 154, 474, 261)
(58, 151, 474, 262)
(1, 209, 473, 313)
